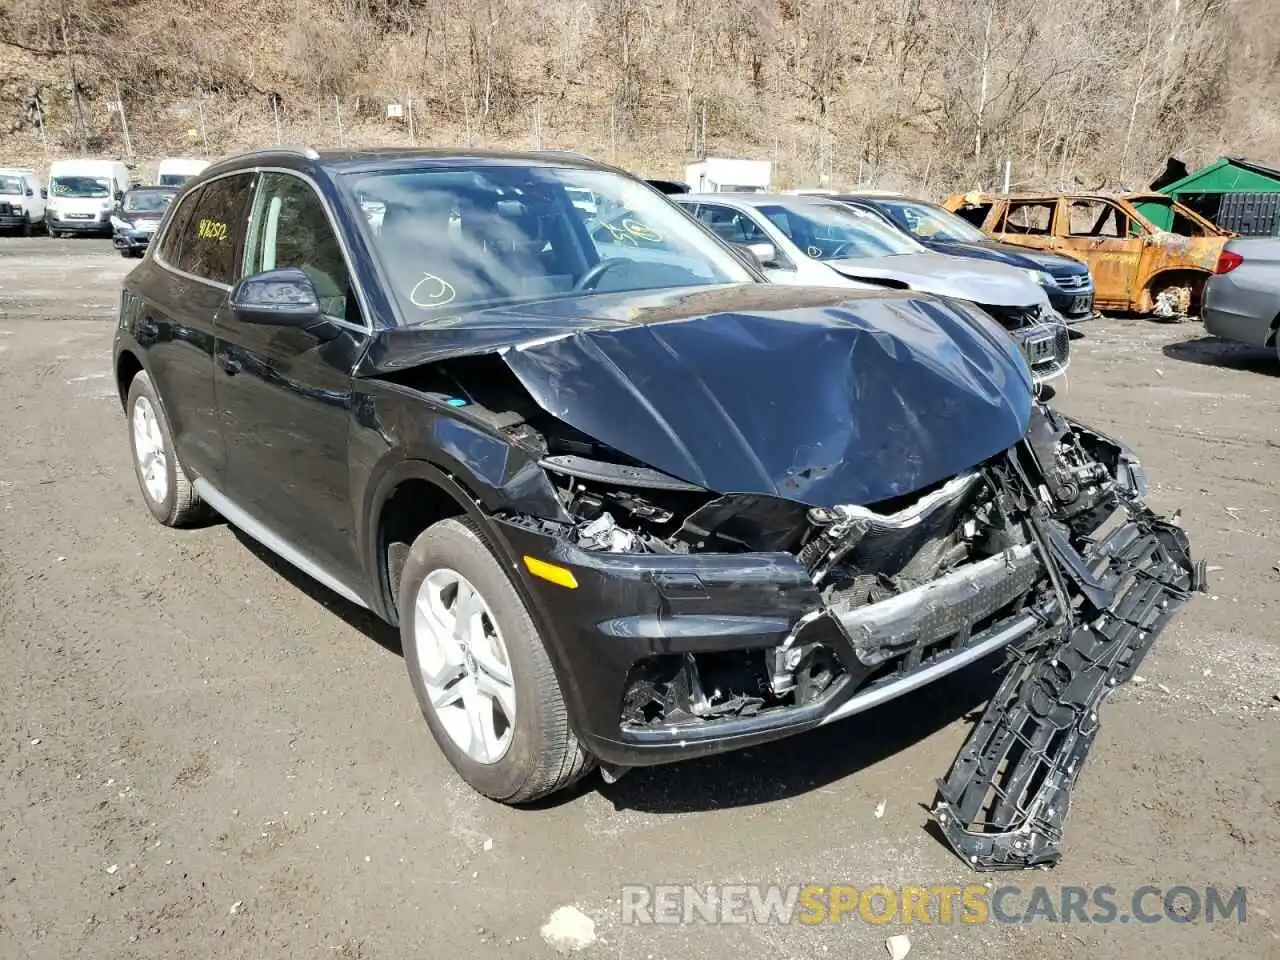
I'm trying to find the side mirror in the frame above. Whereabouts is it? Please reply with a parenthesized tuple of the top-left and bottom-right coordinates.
(25, 187, 34, 197)
(746, 241, 781, 269)
(39, 187, 47, 199)
(732, 243, 764, 271)
(230, 267, 324, 328)
(115, 190, 125, 202)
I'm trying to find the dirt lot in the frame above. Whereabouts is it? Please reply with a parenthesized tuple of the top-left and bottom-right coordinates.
(1, 237, 1277, 959)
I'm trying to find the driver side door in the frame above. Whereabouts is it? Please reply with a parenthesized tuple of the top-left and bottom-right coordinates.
(214, 171, 371, 594)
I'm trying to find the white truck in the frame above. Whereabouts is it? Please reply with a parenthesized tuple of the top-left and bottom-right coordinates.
(46, 158, 131, 238)
(0, 168, 46, 235)
(156, 157, 209, 187)
(682, 157, 771, 194)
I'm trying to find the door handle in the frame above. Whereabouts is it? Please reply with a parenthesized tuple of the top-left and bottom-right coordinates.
(219, 356, 243, 376)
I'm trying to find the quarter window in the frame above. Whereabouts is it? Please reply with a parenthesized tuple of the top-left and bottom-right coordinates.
(243, 173, 357, 324)
(176, 173, 255, 284)
(155, 191, 198, 265)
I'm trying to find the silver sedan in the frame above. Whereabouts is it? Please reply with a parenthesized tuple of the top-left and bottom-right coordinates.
(1203, 238, 1280, 362)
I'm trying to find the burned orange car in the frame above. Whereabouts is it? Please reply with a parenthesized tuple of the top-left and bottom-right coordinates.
(943, 192, 1233, 317)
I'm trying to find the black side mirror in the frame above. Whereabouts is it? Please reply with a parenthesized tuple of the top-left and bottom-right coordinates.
(230, 267, 324, 328)
(115, 190, 125, 202)
(39, 187, 47, 199)
(25, 187, 34, 197)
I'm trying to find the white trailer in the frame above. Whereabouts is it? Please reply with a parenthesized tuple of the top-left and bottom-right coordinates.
(682, 157, 771, 194)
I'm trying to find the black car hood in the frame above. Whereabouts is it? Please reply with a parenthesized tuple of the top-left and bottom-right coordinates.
(922, 238, 1089, 274)
(362, 284, 1034, 507)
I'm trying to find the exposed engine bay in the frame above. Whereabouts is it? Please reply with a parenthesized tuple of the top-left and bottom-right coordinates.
(406, 351, 1204, 871)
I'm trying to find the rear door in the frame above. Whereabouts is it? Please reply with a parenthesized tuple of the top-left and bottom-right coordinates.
(1059, 199, 1143, 309)
(214, 170, 370, 590)
(139, 173, 256, 486)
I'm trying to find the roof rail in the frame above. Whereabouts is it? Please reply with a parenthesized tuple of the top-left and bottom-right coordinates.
(230, 145, 321, 162)
(532, 148, 596, 162)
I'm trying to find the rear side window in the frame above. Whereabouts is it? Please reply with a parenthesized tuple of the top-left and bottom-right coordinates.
(155, 191, 198, 265)
(175, 174, 255, 285)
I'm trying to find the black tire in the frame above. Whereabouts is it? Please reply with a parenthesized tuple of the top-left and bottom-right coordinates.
(399, 517, 594, 803)
(125, 371, 207, 527)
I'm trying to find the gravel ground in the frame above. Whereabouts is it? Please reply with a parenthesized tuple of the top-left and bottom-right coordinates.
(1, 237, 1277, 959)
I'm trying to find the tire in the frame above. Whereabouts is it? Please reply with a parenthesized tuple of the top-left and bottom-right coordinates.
(399, 517, 594, 803)
(125, 371, 206, 527)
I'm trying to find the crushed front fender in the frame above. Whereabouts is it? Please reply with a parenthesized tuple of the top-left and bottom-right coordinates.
(931, 504, 1206, 870)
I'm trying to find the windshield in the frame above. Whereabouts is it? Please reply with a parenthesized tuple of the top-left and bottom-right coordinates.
(0, 175, 24, 195)
(123, 189, 176, 213)
(51, 176, 110, 198)
(880, 200, 989, 243)
(158, 174, 190, 187)
(758, 203, 923, 260)
(345, 165, 753, 321)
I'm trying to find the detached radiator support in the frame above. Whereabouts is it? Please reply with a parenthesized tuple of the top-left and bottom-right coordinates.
(930, 511, 1205, 871)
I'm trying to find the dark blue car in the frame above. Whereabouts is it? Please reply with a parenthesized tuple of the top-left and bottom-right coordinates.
(825, 194, 1096, 323)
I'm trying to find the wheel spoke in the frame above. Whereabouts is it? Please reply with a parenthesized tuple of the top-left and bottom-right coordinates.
(414, 589, 465, 684)
(471, 634, 512, 687)
(473, 668, 516, 727)
(429, 674, 466, 710)
(452, 580, 481, 648)
(462, 679, 497, 763)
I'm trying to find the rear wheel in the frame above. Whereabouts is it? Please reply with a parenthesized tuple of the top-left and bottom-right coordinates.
(125, 371, 206, 527)
(399, 517, 594, 803)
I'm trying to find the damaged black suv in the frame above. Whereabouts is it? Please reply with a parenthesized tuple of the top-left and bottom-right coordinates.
(114, 148, 1203, 870)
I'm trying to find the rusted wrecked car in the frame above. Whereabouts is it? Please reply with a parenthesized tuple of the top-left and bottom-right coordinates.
(944, 192, 1233, 318)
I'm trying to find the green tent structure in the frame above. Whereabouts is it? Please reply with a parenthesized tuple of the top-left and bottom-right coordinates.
(1150, 157, 1280, 236)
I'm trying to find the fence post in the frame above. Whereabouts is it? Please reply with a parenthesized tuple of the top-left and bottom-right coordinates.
(272, 97, 282, 145)
(335, 95, 345, 146)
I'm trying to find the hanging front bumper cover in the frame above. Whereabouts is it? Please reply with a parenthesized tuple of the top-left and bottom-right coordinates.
(931, 504, 1205, 871)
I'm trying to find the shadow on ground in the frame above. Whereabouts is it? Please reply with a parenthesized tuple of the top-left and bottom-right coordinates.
(229, 527, 403, 655)
(1162, 336, 1278, 375)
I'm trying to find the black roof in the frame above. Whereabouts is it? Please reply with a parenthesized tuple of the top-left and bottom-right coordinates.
(201, 146, 625, 180)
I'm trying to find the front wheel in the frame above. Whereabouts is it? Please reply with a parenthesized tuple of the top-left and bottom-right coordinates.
(399, 517, 594, 803)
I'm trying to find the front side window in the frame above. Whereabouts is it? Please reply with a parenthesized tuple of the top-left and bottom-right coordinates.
(51, 176, 110, 198)
(343, 165, 753, 322)
(174, 173, 255, 285)
(244, 172, 357, 323)
(883, 201, 989, 243)
(757, 203, 922, 260)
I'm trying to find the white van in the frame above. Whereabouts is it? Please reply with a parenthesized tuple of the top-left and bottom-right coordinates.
(156, 157, 209, 187)
(46, 158, 131, 237)
(0, 168, 46, 235)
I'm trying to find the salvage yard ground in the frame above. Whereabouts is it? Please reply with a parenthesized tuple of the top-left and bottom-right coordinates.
(1, 237, 1277, 959)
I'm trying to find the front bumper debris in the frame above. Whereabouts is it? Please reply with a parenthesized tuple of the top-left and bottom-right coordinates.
(931, 510, 1205, 871)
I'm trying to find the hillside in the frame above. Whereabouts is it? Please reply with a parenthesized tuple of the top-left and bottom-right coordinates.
(3, 0, 1279, 192)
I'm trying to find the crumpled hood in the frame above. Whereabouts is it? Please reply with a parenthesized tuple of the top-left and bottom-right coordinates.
(499, 288, 1033, 507)
(827, 251, 1050, 308)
